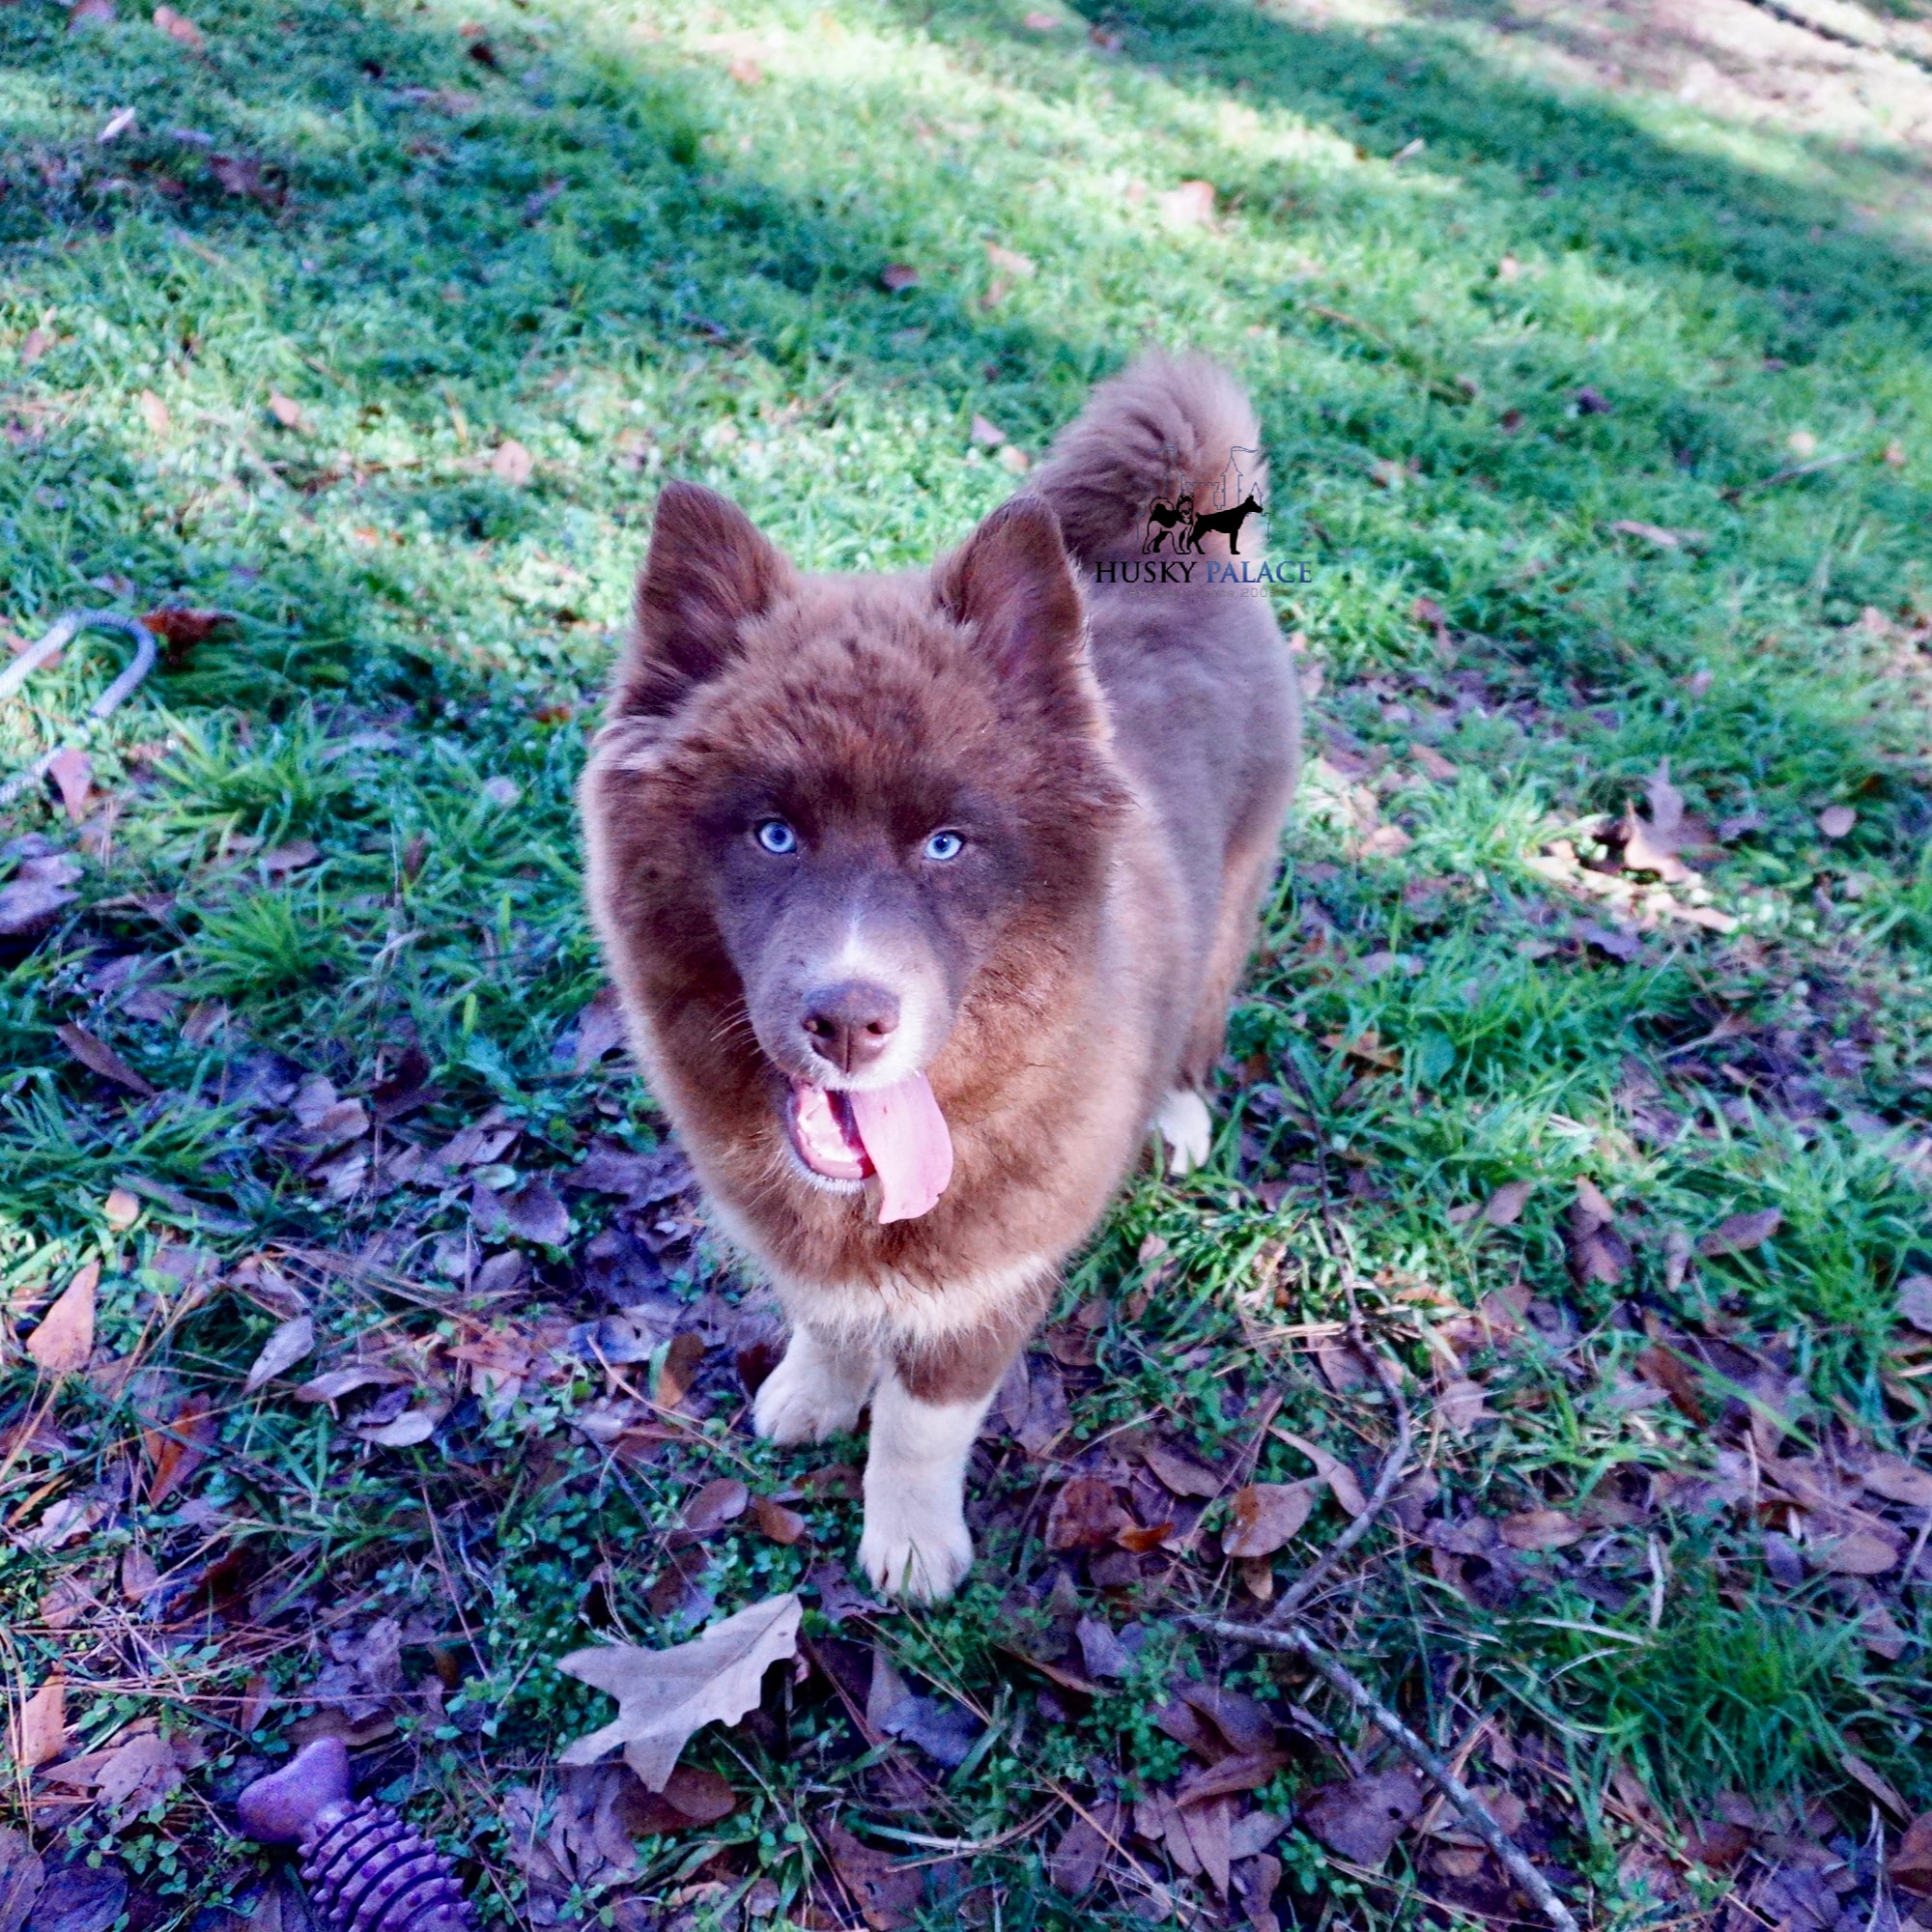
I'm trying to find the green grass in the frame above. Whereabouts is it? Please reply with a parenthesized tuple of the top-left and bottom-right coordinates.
(4, 0, 1932, 1922)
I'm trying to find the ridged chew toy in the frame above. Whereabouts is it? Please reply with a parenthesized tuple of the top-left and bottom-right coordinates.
(236, 1737, 474, 1932)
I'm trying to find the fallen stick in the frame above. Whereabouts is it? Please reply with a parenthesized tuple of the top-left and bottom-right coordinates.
(1179, 1610, 1583, 1932)
(1265, 1367, 1410, 1626)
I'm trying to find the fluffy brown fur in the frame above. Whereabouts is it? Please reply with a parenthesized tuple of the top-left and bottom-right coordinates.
(580, 352, 1299, 1600)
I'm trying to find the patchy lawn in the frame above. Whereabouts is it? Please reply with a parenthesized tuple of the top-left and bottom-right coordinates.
(2, 0, 1931, 1924)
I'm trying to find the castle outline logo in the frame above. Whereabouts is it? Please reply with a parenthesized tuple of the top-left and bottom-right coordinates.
(1143, 444, 1267, 556)
(1093, 445, 1311, 590)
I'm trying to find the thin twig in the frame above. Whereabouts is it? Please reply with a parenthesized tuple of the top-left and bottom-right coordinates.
(1266, 1357, 1411, 1625)
(1179, 1612, 1582, 1932)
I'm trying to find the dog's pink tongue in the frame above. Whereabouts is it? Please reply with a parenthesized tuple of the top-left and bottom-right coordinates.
(847, 1074, 953, 1224)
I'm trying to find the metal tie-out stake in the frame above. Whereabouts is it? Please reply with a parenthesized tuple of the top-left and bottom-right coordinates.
(0, 609, 159, 809)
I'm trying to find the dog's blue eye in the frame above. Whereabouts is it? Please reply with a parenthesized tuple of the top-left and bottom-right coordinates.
(923, 830, 964, 862)
(754, 819, 798, 855)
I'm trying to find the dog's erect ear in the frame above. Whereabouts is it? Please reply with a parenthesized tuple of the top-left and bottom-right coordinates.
(615, 482, 795, 720)
(936, 496, 1090, 719)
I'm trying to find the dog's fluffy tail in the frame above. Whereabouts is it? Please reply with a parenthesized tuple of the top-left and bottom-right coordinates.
(1029, 352, 1264, 564)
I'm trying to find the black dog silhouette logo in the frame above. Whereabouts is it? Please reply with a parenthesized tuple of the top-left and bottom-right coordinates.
(1142, 446, 1267, 556)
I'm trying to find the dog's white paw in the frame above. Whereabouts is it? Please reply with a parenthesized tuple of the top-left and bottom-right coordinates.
(751, 1347, 866, 1445)
(858, 1494, 974, 1604)
(1152, 1087, 1213, 1176)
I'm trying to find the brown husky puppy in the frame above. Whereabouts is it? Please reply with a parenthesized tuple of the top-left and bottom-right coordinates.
(581, 354, 1299, 1600)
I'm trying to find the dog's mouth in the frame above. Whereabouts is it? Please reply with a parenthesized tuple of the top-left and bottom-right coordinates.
(784, 1074, 953, 1225)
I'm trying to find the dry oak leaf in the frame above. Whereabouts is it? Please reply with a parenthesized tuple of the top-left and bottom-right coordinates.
(878, 264, 919, 293)
(1143, 1444, 1224, 1499)
(28, 1263, 99, 1374)
(1901, 1275, 1932, 1333)
(153, 4, 203, 46)
(1482, 1179, 1532, 1226)
(1621, 760, 1695, 883)
(14, 1679, 66, 1769)
(1807, 1527, 1898, 1577)
(1697, 1209, 1781, 1258)
(140, 607, 233, 650)
(1271, 1429, 1367, 1517)
(1862, 1455, 1932, 1510)
(46, 750, 93, 824)
(557, 1591, 802, 1789)
(1045, 1474, 1130, 1549)
(1499, 1509, 1584, 1551)
(1300, 1768, 1428, 1867)
(1222, 1481, 1317, 1559)
(1892, 1813, 1932, 1896)
(753, 1494, 806, 1545)
(242, 1315, 315, 1393)
(56, 1023, 155, 1097)
(267, 391, 307, 432)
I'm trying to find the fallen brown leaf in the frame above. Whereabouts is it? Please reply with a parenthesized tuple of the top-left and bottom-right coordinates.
(1809, 1528, 1898, 1576)
(1045, 1475, 1130, 1549)
(753, 1494, 806, 1545)
(28, 1263, 99, 1374)
(46, 749, 93, 823)
(1697, 1208, 1781, 1258)
(1222, 1481, 1317, 1559)
(139, 606, 233, 649)
(121, 1547, 159, 1603)
(878, 264, 919, 293)
(1157, 180, 1216, 229)
(153, 3, 203, 46)
(1046, 1799, 1121, 1898)
(654, 1330, 706, 1408)
(1272, 1430, 1366, 1516)
(491, 439, 532, 485)
(1498, 1509, 1583, 1550)
(1483, 1179, 1532, 1226)
(557, 1592, 802, 1788)
(1435, 1376, 1496, 1435)
(1898, 1274, 1932, 1332)
(1634, 1345, 1707, 1424)
(242, 1315, 315, 1393)
(211, 153, 279, 203)
(1143, 1444, 1223, 1499)
(1861, 1455, 1932, 1509)
(682, 1478, 749, 1535)
(14, 1679, 66, 1769)
(56, 1023, 155, 1096)
(137, 389, 169, 436)
(570, 986, 627, 1073)
(267, 391, 307, 431)
(145, 1393, 216, 1505)
(1892, 1813, 1932, 1895)
(1839, 1747, 1908, 1821)
(1300, 1769, 1428, 1867)
(1817, 805, 1856, 839)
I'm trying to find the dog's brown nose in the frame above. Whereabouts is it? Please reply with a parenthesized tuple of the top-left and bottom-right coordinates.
(801, 981, 900, 1074)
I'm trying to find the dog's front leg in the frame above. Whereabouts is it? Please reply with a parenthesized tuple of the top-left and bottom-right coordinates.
(752, 1322, 879, 1445)
(858, 1369, 994, 1604)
